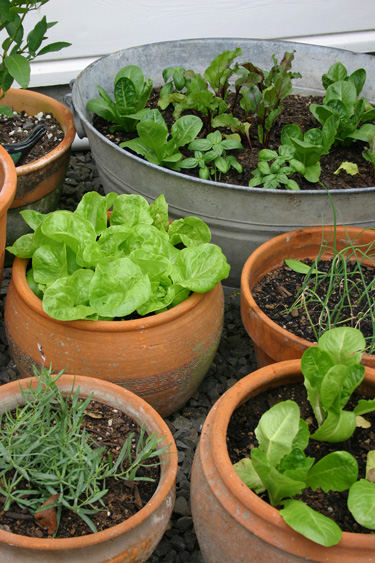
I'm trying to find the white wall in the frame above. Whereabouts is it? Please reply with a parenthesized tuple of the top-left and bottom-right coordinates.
(4, 0, 375, 86)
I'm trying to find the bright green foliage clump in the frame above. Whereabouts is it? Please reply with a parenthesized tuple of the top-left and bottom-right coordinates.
(6, 192, 230, 321)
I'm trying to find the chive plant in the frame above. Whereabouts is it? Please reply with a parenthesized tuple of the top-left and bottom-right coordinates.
(286, 228, 375, 353)
(0, 366, 169, 534)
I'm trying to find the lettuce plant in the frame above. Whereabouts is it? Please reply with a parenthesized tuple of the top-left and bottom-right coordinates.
(6, 191, 230, 321)
(234, 327, 375, 546)
(120, 108, 203, 170)
(87, 65, 153, 133)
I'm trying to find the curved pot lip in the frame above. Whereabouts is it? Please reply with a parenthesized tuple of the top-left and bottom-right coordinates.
(240, 224, 375, 364)
(72, 38, 375, 196)
(0, 145, 17, 213)
(206, 359, 375, 549)
(0, 373, 178, 550)
(4, 88, 75, 176)
(11, 256, 222, 332)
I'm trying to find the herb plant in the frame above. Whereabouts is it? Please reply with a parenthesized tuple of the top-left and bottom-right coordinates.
(6, 191, 230, 321)
(0, 365, 169, 534)
(234, 327, 375, 547)
(87, 64, 153, 133)
(248, 145, 302, 190)
(180, 130, 243, 181)
(0, 0, 71, 116)
(285, 227, 375, 353)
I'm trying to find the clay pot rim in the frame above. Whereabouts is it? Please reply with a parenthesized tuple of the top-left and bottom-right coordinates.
(0, 145, 17, 213)
(12, 256, 220, 331)
(2, 88, 75, 176)
(241, 225, 375, 364)
(205, 358, 375, 550)
(0, 373, 178, 550)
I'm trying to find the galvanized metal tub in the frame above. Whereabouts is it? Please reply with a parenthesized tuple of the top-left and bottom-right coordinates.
(70, 38, 375, 287)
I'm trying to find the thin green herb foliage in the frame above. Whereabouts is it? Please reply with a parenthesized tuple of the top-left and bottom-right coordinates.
(0, 365, 170, 534)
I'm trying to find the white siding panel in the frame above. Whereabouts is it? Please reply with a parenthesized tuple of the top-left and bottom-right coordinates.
(1, 0, 374, 86)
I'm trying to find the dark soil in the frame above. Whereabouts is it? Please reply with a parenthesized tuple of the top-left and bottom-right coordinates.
(0, 399, 159, 538)
(93, 91, 373, 191)
(0, 111, 64, 165)
(252, 258, 375, 350)
(227, 381, 375, 534)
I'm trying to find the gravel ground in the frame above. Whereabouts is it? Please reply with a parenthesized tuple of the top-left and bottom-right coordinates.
(0, 150, 258, 562)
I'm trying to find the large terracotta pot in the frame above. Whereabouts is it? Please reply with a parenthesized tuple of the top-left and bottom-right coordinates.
(0, 145, 17, 285)
(191, 360, 375, 562)
(4, 257, 224, 417)
(240, 225, 375, 369)
(2, 88, 75, 249)
(0, 374, 177, 563)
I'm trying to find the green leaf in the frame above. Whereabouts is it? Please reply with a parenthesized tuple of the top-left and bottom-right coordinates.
(171, 243, 230, 293)
(306, 451, 358, 492)
(4, 53, 30, 88)
(37, 42, 71, 56)
(280, 499, 342, 546)
(311, 409, 356, 443)
(233, 457, 265, 493)
(26, 16, 47, 56)
(115, 65, 145, 98)
(354, 398, 375, 416)
(42, 269, 96, 321)
(110, 194, 153, 229)
(168, 217, 211, 247)
(348, 479, 375, 529)
(251, 448, 305, 507)
(318, 327, 365, 366)
(89, 257, 152, 318)
(254, 400, 301, 466)
(171, 115, 203, 148)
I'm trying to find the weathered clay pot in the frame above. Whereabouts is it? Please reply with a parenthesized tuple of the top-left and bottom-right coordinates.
(2, 88, 75, 249)
(0, 373, 177, 562)
(0, 145, 17, 285)
(240, 225, 375, 368)
(4, 256, 224, 417)
(191, 360, 375, 562)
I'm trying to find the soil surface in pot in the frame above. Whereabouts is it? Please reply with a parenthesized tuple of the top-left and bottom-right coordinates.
(93, 91, 373, 191)
(0, 399, 159, 539)
(227, 381, 375, 534)
(0, 111, 64, 165)
(252, 258, 375, 351)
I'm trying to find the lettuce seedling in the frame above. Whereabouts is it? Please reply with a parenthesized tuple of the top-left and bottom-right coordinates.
(310, 62, 375, 147)
(234, 397, 358, 546)
(248, 145, 303, 190)
(180, 130, 243, 180)
(233, 326, 375, 546)
(87, 65, 153, 133)
(120, 109, 203, 170)
(160, 66, 188, 98)
(280, 113, 339, 183)
(235, 51, 302, 148)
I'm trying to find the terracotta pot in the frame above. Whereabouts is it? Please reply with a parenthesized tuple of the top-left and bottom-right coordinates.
(4, 257, 224, 417)
(240, 225, 375, 369)
(0, 374, 177, 562)
(191, 359, 375, 562)
(0, 145, 17, 285)
(2, 88, 75, 249)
